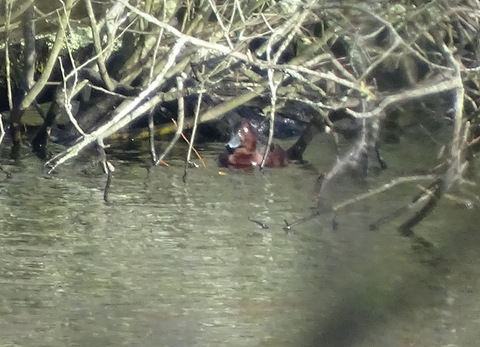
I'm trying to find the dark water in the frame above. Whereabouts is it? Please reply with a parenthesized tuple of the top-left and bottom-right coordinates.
(1, 132, 480, 347)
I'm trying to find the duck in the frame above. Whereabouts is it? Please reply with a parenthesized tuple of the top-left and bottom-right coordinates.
(218, 119, 289, 169)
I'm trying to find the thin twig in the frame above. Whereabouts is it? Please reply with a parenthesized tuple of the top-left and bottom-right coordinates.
(148, 109, 157, 164)
(170, 118, 206, 169)
(45, 37, 187, 172)
(0, 113, 4, 146)
(183, 90, 205, 181)
(208, 0, 234, 50)
(4, 0, 13, 111)
(146, 29, 165, 165)
(0, 113, 11, 180)
(346, 77, 460, 119)
(14, 0, 73, 115)
(85, 0, 115, 90)
(393, 44, 469, 234)
(261, 66, 279, 169)
(154, 74, 187, 166)
(58, 58, 87, 137)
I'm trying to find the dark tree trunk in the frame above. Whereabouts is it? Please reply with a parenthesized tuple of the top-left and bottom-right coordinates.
(9, 4, 36, 158)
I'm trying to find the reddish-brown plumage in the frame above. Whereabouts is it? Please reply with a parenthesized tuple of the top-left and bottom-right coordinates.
(218, 120, 289, 169)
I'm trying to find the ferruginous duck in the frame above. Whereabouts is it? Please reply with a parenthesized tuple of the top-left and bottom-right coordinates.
(218, 119, 289, 169)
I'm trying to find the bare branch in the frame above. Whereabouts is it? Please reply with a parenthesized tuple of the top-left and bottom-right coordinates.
(85, 0, 115, 90)
(346, 77, 460, 119)
(46, 37, 188, 172)
(154, 74, 187, 166)
(16, 0, 74, 114)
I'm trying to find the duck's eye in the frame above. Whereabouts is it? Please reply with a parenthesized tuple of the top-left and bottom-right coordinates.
(243, 127, 249, 133)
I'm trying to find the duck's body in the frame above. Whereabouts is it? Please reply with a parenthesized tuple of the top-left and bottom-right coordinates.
(218, 120, 289, 169)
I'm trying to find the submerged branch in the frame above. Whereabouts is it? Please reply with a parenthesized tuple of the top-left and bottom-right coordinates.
(0, 0, 476, 237)
(332, 175, 436, 213)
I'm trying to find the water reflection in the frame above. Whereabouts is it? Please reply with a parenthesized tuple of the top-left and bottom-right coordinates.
(0, 138, 480, 346)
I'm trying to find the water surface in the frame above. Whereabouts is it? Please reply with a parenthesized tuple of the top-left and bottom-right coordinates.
(1, 133, 480, 346)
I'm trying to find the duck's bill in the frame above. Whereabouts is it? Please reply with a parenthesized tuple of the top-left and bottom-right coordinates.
(225, 132, 242, 153)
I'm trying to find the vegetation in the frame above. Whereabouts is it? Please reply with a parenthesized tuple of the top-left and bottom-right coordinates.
(1, 0, 479, 236)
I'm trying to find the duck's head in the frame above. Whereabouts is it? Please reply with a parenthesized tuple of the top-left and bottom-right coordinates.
(225, 120, 257, 153)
